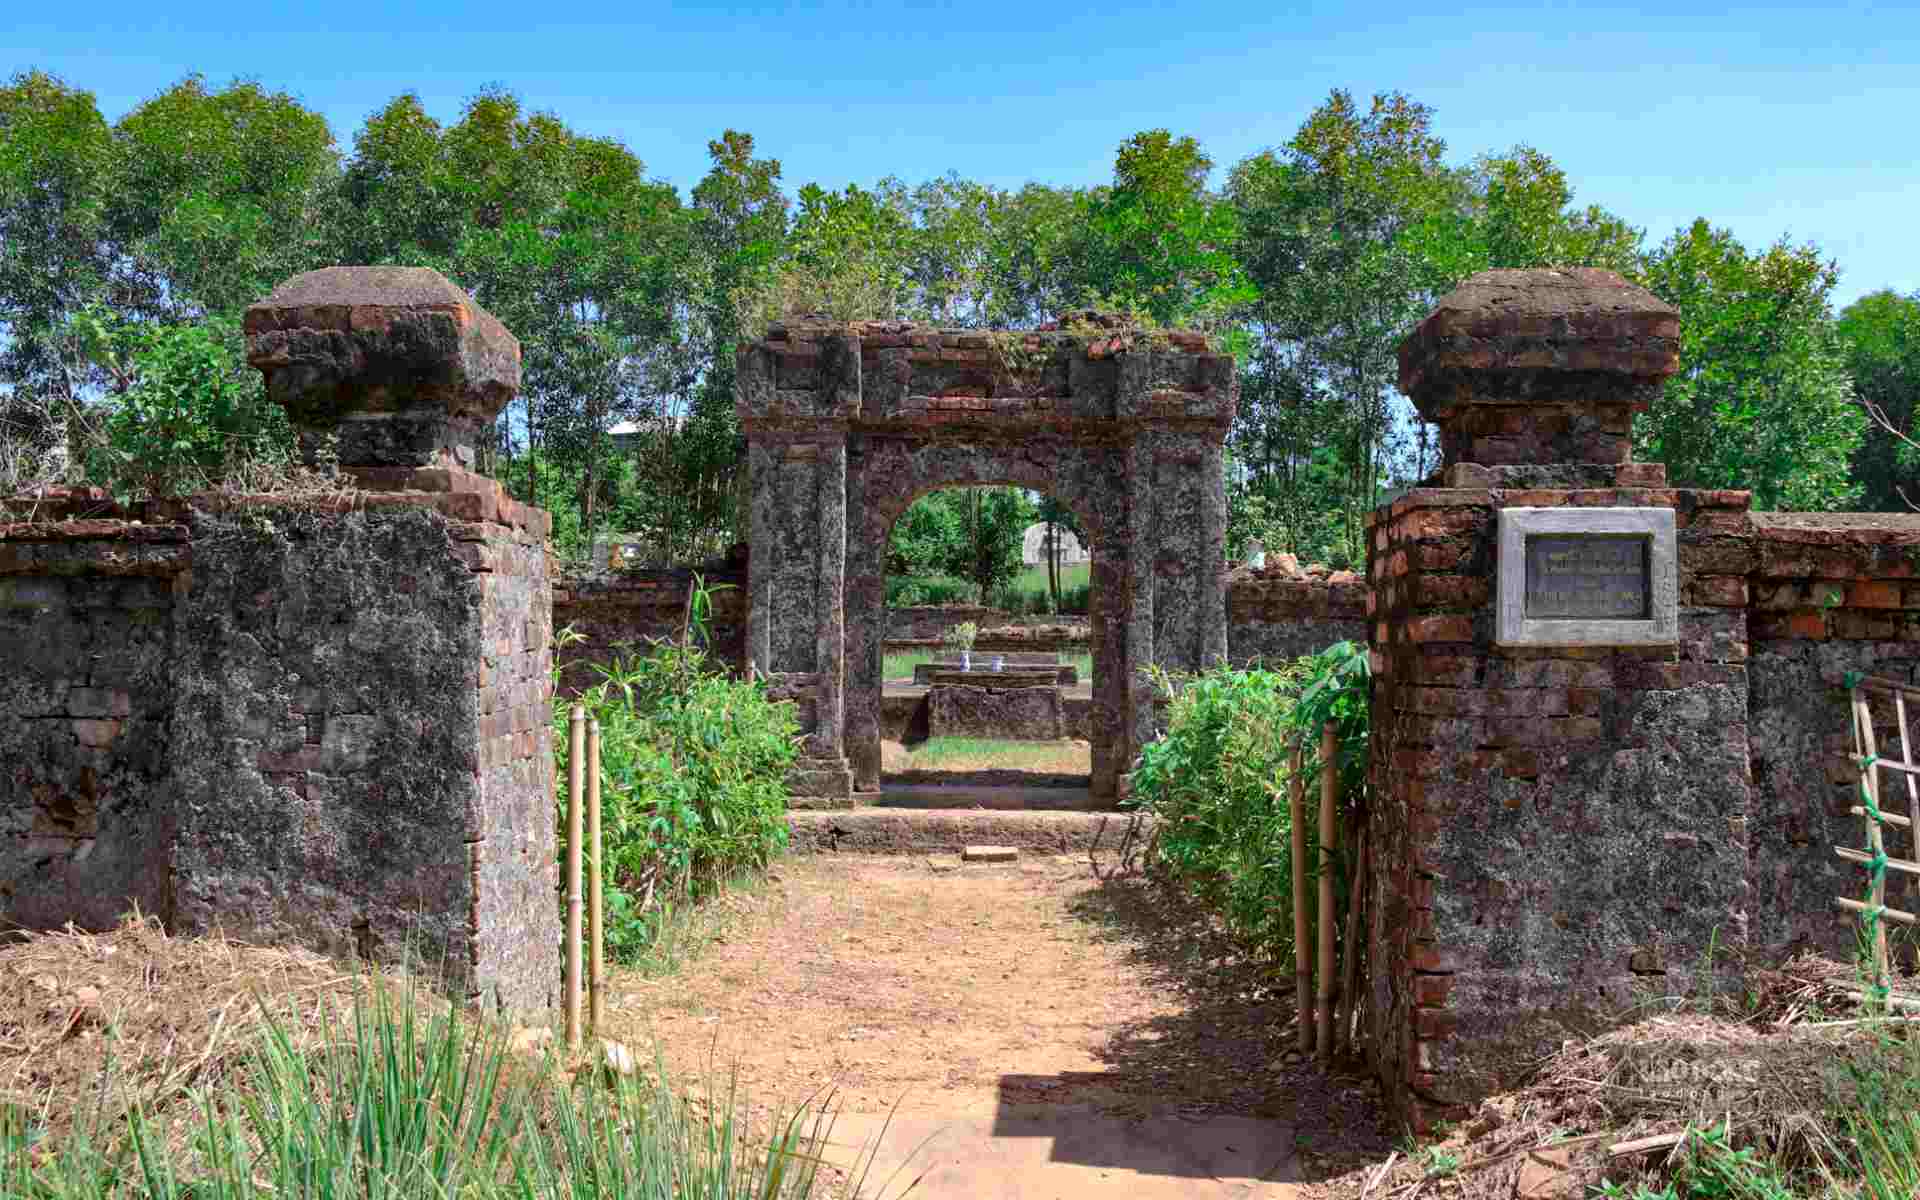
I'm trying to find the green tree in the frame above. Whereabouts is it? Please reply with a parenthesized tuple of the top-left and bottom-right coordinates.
(1228, 90, 1456, 556)
(1837, 289, 1920, 511)
(1072, 130, 1253, 326)
(445, 89, 691, 552)
(980, 182, 1084, 328)
(887, 487, 1037, 599)
(1635, 219, 1863, 509)
(107, 74, 340, 320)
(73, 309, 291, 498)
(0, 70, 114, 453)
(326, 92, 467, 269)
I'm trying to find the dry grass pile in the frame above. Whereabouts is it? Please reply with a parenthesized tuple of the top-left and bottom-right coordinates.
(0, 912, 462, 1147)
(1352, 955, 1920, 1198)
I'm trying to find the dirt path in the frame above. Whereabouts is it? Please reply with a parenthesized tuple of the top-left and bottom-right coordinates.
(597, 853, 1391, 1197)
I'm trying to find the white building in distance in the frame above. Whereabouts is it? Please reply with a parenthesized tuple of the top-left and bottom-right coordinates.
(1021, 522, 1090, 567)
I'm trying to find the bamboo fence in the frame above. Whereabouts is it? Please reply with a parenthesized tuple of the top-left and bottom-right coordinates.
(1841, 674, 1920, 998)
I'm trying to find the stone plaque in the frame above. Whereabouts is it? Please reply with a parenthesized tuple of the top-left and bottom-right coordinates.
(1523, 535, 1650, 620)
(1497, 507, 1677, 647)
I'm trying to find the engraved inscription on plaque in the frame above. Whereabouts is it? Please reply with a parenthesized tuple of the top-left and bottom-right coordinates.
(1497, 508, 1675, 647)
(1523, 534, 1650, 620)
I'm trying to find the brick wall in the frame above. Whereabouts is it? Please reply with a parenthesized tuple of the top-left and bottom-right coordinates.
(0, 518, 189, 929)
(1745, 512, 1920, 961)
(1225, 562, 1368, 665)
(0, 484, 559, 1015)
(552, 561, 748, 696)
(1366, 484, 1755, 1128)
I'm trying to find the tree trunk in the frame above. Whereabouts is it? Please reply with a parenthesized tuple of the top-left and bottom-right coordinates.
(1046, 520, 1059, 614)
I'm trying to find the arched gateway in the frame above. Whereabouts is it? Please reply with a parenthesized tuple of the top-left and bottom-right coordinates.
(737, 316, 1235, 802)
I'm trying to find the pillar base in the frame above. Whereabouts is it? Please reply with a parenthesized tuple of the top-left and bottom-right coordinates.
(786, 755, 854, 803)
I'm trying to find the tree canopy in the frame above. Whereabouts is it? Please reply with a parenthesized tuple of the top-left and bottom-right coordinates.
(0, 69, 1905, 542)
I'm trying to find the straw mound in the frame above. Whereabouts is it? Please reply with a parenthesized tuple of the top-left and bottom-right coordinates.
(1352, 955, 1920, 1198)
(0, 913, 461, 1145)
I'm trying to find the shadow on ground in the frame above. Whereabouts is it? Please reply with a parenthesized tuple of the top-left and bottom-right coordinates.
(1059, 865, 1398, 1185)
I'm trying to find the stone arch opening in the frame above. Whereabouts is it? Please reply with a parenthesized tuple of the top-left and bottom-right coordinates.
(862, 477, 1109, 791)
(736, 317, 1236, 805)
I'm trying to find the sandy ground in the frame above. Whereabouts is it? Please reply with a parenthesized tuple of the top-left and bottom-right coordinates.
(598, 853, 1391, 1195)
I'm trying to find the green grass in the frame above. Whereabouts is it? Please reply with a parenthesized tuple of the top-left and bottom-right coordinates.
(880, 649, 1093, 681)
(988, 562, 1091, 615)
(885, 736, 1091, 775)
(1, 980, 919, 1200)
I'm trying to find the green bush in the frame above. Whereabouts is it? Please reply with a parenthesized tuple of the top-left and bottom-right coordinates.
(554, 579, 798, 964)
(1127, 641, 1369, 965)
(73, 311, 293, 499)
(885, 573, 978, 607)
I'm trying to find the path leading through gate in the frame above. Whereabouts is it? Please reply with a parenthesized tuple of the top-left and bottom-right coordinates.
(595, 853, 1390, 1199)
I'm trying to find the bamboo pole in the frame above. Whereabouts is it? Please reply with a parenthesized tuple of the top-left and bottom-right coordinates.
(566, 704, 585, 1052)
(1836, 845, 1920, 877)
(587, 717, 604, 1036)
(1337, 834, 1369, 1059)
(1837, 896, 1919, 926)
(1317, 722, 1338, 1064)
(1896, 695, 1920, 971)
(1853, 690, 1892, 992)
(1844, 673, 1920, 699)
(1290, 746, 1311, 1053)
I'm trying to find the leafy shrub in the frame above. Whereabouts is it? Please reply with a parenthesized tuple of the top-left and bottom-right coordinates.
(72, 310, 293, 499)
(886, 573, 978, 607)
(1127, 640, 1369, 965)
(553, 579, 798, 963)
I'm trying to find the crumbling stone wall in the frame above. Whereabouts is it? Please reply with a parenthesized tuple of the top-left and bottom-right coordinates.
(886, 605, 1011, 644)
(0, 518, 187, 929)
(552, 559, 748, 695)
(0, 268, 561, 1017)
(1743, 512, 1920, 961)
(1370, 269, 1753, 1130)
(739, 317, 1235, 803)
(1225, 562, 1368, 665)
(167, 503, 555, 1013)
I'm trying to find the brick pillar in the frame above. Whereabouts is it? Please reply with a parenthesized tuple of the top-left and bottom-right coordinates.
(165, 267, 560, 1014)
(1368, 268, 1755, 1127)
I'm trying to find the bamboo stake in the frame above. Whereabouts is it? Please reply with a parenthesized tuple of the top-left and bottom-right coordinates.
(587, 717, 604, 1036)
(1336, 833, 1369, 1059)
(566, 704, 585, 1052)
(1290, 746, 1311, 1053)
(1895, 692, 1920, 836)
(1845, 674, 1920, 699)
(1845, 755, 1920, 778)
(1897, 695, 1920, 963)
(1853, 807, 1914, 828)
(1837, 896, 1919, 926)
(1853, 690, 1892, 991)
(1836, 845, 1920, 877)
(1317, 722, 1338, 1064)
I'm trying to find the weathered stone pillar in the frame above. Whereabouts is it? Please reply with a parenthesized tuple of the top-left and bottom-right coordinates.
(1369, 268, 1754, 1128)
(165, 266, 560, 1014)
(737, 329, 857, 803)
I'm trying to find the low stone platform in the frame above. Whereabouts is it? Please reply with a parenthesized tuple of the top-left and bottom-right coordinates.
(912, 661, 1078, 686)
(786, 808, 1153, 855)
(928, 681, 1063, 739)
(879, 687, 1093, 741)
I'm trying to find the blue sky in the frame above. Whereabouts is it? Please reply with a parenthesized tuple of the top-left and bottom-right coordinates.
(12, 0, 1918, 308)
